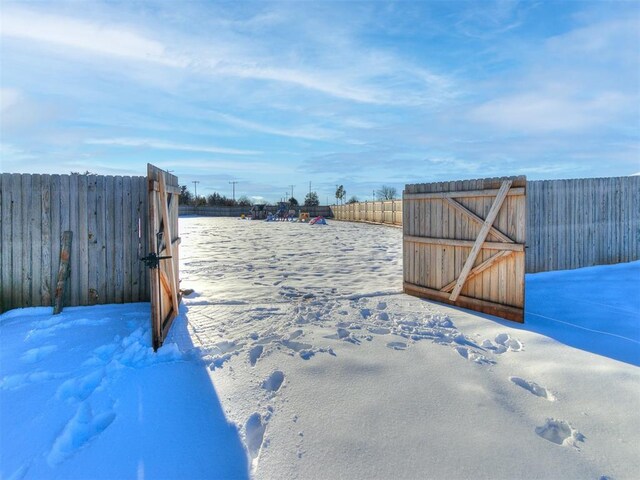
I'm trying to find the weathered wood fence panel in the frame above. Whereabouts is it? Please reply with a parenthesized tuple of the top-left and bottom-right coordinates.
(0, 173, 149, 312)
(526, 176, 640, 273)
(333, 176, 639, 273)
(332, 200, 402, 226)
(146, 164, 181, 350)
(403, 177, 527, 322)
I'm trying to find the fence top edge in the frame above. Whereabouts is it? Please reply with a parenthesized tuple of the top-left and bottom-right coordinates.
(405, 175, 526, 190)
(1, 172, 147, 180)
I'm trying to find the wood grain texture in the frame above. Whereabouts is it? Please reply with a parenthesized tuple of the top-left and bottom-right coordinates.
(404, 176, 526, 322)
(0, 173, 151, 312)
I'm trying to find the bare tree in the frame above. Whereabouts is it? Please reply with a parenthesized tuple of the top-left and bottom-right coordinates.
(376, 185, 397, 200)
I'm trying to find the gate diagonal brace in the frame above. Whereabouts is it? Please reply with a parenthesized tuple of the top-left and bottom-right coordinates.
(449, 179, 513, 302)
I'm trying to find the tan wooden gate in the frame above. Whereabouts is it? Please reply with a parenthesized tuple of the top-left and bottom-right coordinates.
(403, 176, 526, 322)
(146, 164, 181, 350)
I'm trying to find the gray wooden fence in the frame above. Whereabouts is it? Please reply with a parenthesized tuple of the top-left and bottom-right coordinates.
(0, 173, 150, 312)
(333, 176, 639, 273)
(526, 176, 640, 273)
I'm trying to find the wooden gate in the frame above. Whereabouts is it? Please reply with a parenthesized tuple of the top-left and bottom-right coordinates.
(403, 176, 526, 322)
(146, 164, 181, 350)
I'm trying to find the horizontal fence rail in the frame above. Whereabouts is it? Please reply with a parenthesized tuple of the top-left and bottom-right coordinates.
(332, 177, 639, 273)
(179, 205, 334, 218)
(1, 173, 150, 312)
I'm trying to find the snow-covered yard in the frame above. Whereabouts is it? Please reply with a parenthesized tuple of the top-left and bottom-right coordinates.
(1, 217, 639, 479)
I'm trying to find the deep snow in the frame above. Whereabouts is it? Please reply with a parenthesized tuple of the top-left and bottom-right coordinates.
(1, 217, 639, 479)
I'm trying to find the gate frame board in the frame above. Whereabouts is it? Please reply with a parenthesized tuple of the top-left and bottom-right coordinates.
(147, 164, 181, 350)
(403, 176, 526, 322)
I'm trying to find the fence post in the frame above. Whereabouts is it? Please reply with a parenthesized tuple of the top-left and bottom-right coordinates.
(53, 231, 73, 314)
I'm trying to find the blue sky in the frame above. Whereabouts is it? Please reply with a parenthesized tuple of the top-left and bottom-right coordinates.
(1, 0, 638, 204)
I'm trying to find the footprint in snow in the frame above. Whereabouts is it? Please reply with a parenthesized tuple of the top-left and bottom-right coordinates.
(47, 402, 116, 466)
(368, 327, 391, 335)
(56, 369, 105, 402)
(21, 345, 58, 364)
(495, 333, 523, 352)
(387, 341, 407, 350)
(245, 412, 267, 461)
(509, 377, 556, 401)
(535, 418, 584, 448)
(455, 346, 495, 365)
(249, 345, 264, 367)
(262, 371, 285, 392)
(481, 339, 507, 354)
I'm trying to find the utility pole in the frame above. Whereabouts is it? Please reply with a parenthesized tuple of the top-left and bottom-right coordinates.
(192, 181, 200, 205)
(309, 181, 311, 195)
(372, 189, 375, 201)
(229, 181, 238, 202)
(288, 184, 295, 200)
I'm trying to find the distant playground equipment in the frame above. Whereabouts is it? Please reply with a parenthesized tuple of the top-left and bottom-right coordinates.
(265, 202, 300, 222)
(250, 204, 267, 220)
(309, 216, 327, 225)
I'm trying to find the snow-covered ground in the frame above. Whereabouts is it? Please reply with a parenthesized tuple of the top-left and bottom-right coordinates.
(1, 217, 639, 479)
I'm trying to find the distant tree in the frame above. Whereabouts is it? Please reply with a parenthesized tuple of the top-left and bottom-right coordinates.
(288, 197, 299, 206)
(376, 185, 397, 200)
(206, 192, 223, 206)
(304, 191, 320, 206)
(335, 185, 347, 204)
(70, 170, 97, 175)
(179, 185, 193, 205)
(206, 192, 236, 206)
(194, 195, 207, 206)
(237, 195, 252, 207)
(347, 196, 359, 204)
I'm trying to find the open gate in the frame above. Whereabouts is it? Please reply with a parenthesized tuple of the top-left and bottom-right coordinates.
(403, 176, 526, 322)
(146, 164, 181, 350)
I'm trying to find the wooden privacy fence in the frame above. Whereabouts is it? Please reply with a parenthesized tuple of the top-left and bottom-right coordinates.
(0, 173, 150, 312)
(333, 176, 639, 273)
(332, 200, 402, 226)
(403, 177, 527, 322)
(526, 176, 640, 273)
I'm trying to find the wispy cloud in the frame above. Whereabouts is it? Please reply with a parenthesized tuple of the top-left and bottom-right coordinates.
(85, 138, 260, 155)
(0, 5, 457, 107)
(468, 90, 629, 133)
(0, 8, 185, 67)
(212, 112, 339, 141)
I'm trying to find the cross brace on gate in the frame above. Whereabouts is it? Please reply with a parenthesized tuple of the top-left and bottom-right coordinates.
(403, 178, 526, 322)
